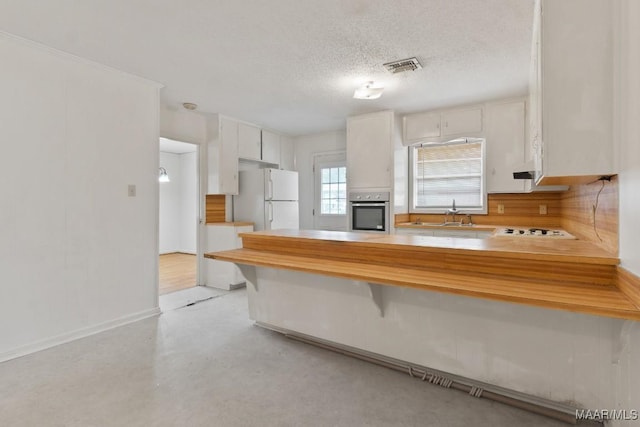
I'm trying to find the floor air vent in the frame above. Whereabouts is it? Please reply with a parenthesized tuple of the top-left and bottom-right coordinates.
(383, 57, 422, 74)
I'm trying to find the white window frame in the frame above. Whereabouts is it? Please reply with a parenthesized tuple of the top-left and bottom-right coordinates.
(409, 138, 487, 214)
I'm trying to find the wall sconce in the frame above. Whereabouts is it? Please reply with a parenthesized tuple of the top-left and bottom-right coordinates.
(159, 167, 170, 183)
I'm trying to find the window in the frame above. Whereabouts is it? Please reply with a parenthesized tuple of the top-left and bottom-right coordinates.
(411, 139, 486, 213)
(320, 166, 347, 215)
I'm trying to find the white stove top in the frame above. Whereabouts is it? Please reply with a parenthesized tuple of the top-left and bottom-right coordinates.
(495, 228, 576, 239)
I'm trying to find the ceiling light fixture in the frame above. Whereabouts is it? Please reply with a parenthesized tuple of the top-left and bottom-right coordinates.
(353, 81, 384, 100)
(182, 102, 198, 111)
(159, 167, 170, 183)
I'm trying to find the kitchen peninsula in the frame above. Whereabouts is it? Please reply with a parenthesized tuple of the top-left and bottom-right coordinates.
(206, 228, 640, 417)
(206, 229, 639, 321)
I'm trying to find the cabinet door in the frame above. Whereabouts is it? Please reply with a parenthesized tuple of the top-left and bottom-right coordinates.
(347, 111, 393, 190)
(441, 108, 483, 137)
(279, 135, 295, 170)
(219, 117, 239, 195)
(485, 101, 526, 193)
(261, 130, 281, 165)
(403, 112, 440, 143)
(538, 0, 614, 182)
(238, 123, 261, 160)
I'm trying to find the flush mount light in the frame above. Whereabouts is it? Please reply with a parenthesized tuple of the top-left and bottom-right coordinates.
(159, 167, 170, 183)
(353, 81, 384, 100)
(182, 102, 198, 111)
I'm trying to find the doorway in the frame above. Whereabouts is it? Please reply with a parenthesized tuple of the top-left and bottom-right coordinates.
(159, 137, 200, 295)
(313, 152, 347, 231)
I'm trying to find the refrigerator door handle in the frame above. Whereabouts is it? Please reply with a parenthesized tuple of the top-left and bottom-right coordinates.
(267, 170, 273, 200)
(268, 201, 273, 223)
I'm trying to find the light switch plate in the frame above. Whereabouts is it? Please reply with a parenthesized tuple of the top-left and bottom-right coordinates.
(128, 184, 136, 197)
(497, 204, 505, 214)
(539, 204, 547, 215)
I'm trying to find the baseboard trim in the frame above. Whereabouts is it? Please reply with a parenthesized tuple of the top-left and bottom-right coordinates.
(0, 307, 161, 364)
(255, 321, 581, 425)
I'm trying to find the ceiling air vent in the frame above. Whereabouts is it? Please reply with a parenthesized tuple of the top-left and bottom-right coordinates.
(383, 57, 422, 74)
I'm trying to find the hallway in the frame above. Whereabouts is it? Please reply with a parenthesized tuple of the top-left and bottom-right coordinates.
(159, 253, 197, 295)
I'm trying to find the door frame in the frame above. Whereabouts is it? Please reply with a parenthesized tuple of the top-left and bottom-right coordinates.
(158, 136, 207, 288)
(312, 151, 347, 231)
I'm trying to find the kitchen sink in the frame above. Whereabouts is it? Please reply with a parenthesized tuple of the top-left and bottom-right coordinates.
(409, 222, 475, 227)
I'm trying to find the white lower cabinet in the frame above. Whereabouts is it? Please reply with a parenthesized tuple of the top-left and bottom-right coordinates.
(205, 224, 253, 290)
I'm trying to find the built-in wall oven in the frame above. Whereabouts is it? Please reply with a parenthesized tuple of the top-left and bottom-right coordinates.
(348, 191, 391, 233)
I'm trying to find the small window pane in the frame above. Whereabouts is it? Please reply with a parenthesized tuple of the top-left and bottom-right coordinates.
(320, 166, 348, 215)
(322, 169, 330, 184)
(338, 167, 346, 182)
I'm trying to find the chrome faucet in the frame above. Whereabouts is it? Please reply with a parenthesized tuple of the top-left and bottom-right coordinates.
(444, 199, 460, 224)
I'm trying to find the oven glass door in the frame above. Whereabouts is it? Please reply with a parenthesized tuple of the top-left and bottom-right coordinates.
(351, 203, 386, 232)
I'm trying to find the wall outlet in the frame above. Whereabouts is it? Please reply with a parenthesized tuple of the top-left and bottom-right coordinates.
(497, 204, 505, 214)
(128, 184, 136, 197)
(539, 204, 547, 215)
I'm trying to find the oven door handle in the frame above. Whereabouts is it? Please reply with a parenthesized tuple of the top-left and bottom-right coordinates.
(351, 203, 387, 207)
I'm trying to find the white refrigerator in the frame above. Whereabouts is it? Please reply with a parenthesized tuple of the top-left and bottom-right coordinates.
(233, 168, 299, 231)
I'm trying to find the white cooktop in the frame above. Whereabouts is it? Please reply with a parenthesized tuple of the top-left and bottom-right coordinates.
(494, 228, 576, 239)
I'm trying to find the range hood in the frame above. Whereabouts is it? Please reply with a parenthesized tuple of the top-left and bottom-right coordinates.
(512, 160, 569, 191)
(513, 160, 535, 180)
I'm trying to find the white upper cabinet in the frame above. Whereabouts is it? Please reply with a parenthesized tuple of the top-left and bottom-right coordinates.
(531, 0, 614, 185)
(218, 117, 239, 195)
(261, 130, 281, 165)
(207, 115, 239, 195)
(485, 100, 526, 193)
(441, 108, 482, 137)
(238, 122, 262, 161)
(279, 134, 295, 170)
(403, 112, 440, 143)
(402, 106, 483, 145)
(347, 111, 394, 190)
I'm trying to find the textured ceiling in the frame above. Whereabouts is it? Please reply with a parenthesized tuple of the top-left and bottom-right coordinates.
(0, 0, 535, 136)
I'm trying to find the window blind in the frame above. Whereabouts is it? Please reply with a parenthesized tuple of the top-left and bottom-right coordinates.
(414, 141, 483, 209)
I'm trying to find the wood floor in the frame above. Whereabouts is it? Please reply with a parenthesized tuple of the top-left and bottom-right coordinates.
(159, 253, 197, 295)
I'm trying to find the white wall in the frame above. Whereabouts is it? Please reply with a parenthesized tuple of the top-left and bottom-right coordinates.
(180, 152, 198, 253)
(0, 33, 161, 361)
(159, 151, 198, 254)
(615, 0, 640, 424)
(159, 152, 182, 253)
(293, 131, 347, 229)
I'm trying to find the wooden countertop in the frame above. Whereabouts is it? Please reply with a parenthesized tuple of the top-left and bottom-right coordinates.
(240, 229, 618, 265)
(205, 229, 640, 321)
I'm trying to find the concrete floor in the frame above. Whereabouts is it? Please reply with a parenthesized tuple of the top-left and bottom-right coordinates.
(0, 288, 571, 427)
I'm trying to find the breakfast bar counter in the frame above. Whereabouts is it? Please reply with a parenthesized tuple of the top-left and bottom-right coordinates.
(205, 229, 640, 320)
